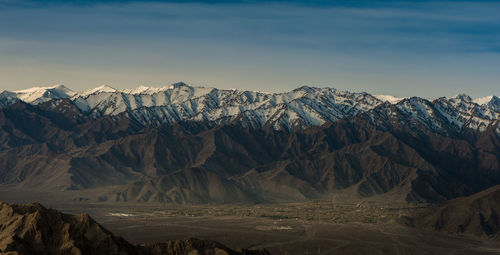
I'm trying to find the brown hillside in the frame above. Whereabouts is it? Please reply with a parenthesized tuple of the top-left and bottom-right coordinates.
(411, 184, 500, 239)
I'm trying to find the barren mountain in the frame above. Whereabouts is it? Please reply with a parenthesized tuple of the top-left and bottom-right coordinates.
(410, 184, 500, 239)
(104, 167, 258, 204)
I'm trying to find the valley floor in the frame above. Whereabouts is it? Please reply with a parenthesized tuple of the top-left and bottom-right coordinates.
(1, 188, 500, 255)
(97, 213, 500, 255)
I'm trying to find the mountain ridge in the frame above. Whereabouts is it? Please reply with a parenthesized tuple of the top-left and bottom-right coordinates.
(1, 84, 498, 132)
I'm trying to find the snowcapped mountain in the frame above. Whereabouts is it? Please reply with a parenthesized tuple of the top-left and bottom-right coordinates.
(80, 84, 117, 97)
(0, 83, 498, 132)
(0, 91, 18, 107)
(75, 83, 388, 130)
(13, 85, 76, 104)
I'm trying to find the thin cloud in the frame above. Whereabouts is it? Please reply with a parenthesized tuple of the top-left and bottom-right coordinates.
(1, 1, 498, 53)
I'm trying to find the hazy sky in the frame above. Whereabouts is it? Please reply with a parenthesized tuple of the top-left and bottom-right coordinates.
(0, 0, 499, 97)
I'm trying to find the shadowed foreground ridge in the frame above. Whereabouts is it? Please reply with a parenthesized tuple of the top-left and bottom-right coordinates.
(0, 201, 270, 255)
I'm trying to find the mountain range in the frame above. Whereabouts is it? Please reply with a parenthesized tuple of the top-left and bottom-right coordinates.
(0, 83, 498, 204)
(1, 83, 498, 132)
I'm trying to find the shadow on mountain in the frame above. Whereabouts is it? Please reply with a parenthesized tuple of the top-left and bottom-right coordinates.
(0, 100, 499, 204)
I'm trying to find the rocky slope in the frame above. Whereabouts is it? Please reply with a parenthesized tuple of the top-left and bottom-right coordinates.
(0, 201, 269, 255)
(99, 119, 500, 204)
(104, 167, 258, 204)
(409, 184, 500, 239)
(0, 201, 135, 254)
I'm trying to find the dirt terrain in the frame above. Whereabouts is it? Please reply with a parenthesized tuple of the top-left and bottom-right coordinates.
(1, 188, 499, 255)
(97, 214, 500, 255)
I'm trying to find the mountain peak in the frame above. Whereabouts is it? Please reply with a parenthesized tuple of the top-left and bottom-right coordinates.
(292, 85, 318, 93)
(81, 85, 117, 97)
(13, 84, 76, 103)
(373, 94, 405, 104)
(170, 82, 191, 89)
(473, 95, 498, 105)
(14, 84, 73, 94)
(53, 84, 70, 90)
(453, 93, 472, 102)
(131, 85, 152, 94)
(132, 85, 172, 95)
(481, 95, 500, 111)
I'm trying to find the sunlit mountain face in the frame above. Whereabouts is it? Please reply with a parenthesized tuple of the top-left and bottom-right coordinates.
(1, 84, 499, 132)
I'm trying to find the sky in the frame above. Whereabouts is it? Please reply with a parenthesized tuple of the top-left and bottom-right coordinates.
(0, 0, 499, 97)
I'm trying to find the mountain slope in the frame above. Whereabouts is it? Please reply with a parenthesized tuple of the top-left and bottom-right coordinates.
(103, 167, 257, 204)
(0, 201, 136, 254)
(411, 184, 500, 239)
(0, 98, 498, 203)
(89, 119, 500, 204)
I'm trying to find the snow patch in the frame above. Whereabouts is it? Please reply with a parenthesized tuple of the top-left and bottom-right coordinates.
(14, 84, 75, 103)
(473, 95, 494, 105)
(80, 85, 117, 96)
(373, 94, 405, 104)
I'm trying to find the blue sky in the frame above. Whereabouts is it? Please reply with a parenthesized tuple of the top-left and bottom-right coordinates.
(0, 0, 499, 97)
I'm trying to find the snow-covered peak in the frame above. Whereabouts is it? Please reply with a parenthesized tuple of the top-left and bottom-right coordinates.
(473, 95, 498, 105)
(292, 85, 320, 93)
(447, 94, 500, 115)
(373, 94, 405, 104)
(120, 85, 169, 95)
(132, 85, 151, 93)
(0, 90, 16, 97)
(0, 90, 18, 107)
(13, 84, 76, 104)
(169, 82, 190, 89)
(131, 85, 164, 94)
(80, 85, 117, 97)
(481, 95, 500, 112)
(452, 93, 473, 102)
